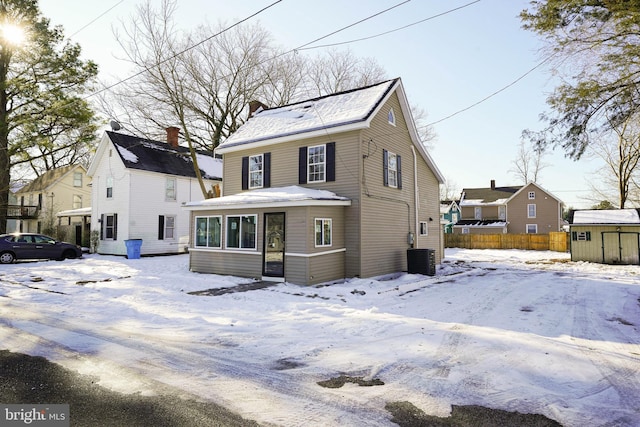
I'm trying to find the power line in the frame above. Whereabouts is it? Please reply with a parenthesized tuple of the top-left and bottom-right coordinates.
(425, 54, 556, 127)
(298, 0, 481, 51)
(68, 1, 125, 38)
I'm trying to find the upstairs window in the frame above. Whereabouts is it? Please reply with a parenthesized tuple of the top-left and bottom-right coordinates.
(299, 143, 335, 184)
(388, 108, 396, 126)
(73, 172, 83, 187)
(242, 153, 270, 190)
(106, 176, 113, 198)
(165, 178, 176, 201)
(528, 204, 537, 218)
(528, 191, 536, 199)
(383, 149, 402, 189)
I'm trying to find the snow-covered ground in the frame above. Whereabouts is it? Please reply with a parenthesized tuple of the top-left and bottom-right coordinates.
(1, 248, 639, 426)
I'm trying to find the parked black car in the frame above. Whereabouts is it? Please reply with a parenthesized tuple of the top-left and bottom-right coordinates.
(0, 233, 83, 264)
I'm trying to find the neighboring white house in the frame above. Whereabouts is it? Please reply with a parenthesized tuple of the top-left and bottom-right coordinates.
(87, 128, 222, 256)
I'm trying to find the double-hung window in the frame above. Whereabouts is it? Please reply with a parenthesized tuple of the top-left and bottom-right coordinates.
(166, 178, 176, 201)
(383, 149, 402, 189)
(73, 195, 82, 209)
(526, 224, 538, 234)
(308, 145, 326, 183)
(315, 218, 332, 247)
(528, 204, 537, 218)
(242, 153, 270, 190)
(195, 216, 222, 248)
(73, 172, 83, 187)
(158, 215, 176, 240)
(106, 176, 113, 198)
(226, 215, 257, 249)
(249, 154, 263, 188)
(101, 213, 117, 240)
(299, 143, 335, 184)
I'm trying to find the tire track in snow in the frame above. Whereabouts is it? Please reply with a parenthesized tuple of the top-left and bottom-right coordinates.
(0, 301, 397, 426)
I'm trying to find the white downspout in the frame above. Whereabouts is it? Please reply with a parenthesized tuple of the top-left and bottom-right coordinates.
(411, 146, 419, 248)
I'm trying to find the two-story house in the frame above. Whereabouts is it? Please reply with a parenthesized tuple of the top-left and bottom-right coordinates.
(440, 200, 460, 234)
(454, 180, 564, 234)
(14, 165, 91, 242)
(184, 78, 445, 285)
(87, 128, 222, 256)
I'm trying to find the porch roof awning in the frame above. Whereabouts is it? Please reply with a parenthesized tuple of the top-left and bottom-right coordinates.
(183, 185, 351, 211)
(57, 207, 92, 217)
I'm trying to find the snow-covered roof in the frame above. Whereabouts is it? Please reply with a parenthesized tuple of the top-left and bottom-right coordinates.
(217, 79, 397, 152)
(572, 209, 640, 224)
(184, 186, 351, 210)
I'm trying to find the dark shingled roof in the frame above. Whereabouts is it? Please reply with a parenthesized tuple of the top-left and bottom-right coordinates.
(106, 131, 221, 180)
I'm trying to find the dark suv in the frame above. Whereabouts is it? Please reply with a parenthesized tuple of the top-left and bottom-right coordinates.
(0, 233, 83, 264)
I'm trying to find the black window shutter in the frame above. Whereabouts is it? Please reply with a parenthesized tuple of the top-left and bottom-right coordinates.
(264, 152, 271, 188)
(100, 214, 104, 240)
(241, 156, 249, 190)
(113, 213, 118, 240)
(586, 231, 591, 241)
(158, 215, 165, 240)
(397, 154, 402, 189)
(326, 142, 335, 182)
(299, 147, 307, 184)
(571, 231, 577, 241)
(383, 149, 389, 187)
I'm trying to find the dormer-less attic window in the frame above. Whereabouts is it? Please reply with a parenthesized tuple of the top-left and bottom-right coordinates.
(388, 108, 396, 126)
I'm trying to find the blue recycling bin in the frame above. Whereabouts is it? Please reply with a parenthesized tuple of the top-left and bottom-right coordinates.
(125, 239, 142, 259)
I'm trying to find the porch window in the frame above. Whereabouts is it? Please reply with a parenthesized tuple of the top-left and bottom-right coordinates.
(195, 216, 221, 248)
(106, 176, 113, 198)
(226, 215, 257, 249)
(315, 218, 332, 247)
(526, 224, 538, 234)
(383, 149, 402, 189)
(528, 204, 536, 218)
(165, 178, 176, 201)
(498, 206, 506, 220)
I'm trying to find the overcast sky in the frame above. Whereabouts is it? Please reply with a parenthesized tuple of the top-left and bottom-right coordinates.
(39, 0, 600, 208)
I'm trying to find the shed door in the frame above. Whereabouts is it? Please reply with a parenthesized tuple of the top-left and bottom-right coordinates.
(602, 232, 640, 264)
(263, 213, 285, 279)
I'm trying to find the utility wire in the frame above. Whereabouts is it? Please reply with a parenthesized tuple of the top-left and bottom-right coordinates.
(298, 0, 480, 51)
(425, 53, 556, 127)
(68, 1, 125, 38)
(86, 0, 283, 101)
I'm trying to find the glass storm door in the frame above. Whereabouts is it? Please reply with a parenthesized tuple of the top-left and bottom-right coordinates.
(263, 213, 285, 278)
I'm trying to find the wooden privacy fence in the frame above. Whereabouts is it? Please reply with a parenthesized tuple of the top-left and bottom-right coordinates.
(444, 232, 569, 252)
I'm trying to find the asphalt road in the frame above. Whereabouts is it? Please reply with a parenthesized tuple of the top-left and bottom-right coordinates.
(0, 349, 260, 427)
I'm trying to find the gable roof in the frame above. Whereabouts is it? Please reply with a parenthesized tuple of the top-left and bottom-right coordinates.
(216, 78, 444, 183)
(460, 182, 563, 206)
(572, 209, 640, 225)
(100, 131, 222, 180)
(17, 165, 84, 194)
(217, 79, 399, 151)
(460, 186, 520, 206)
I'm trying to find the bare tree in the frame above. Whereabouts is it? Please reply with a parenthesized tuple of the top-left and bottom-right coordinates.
(509, 139, 548, 184)
(586, 114, 640, 208)
(439, 177, 460, 202)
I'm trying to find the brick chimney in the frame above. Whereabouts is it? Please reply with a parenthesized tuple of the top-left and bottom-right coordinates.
(248, 100, 268, 119)
(166, 126, 180, 148)
(490, 179, 496, 190)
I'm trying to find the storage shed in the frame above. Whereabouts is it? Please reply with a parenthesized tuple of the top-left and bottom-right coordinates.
(569, 209, 640, 265)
